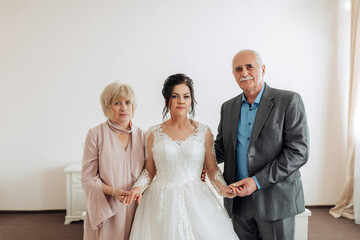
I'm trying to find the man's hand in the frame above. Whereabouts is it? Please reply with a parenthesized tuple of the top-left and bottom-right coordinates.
(231, 177, 257, 197)
(220, 185, 237, 198)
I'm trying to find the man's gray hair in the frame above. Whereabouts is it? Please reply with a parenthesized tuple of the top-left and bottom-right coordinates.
(232, 49, 264, 67)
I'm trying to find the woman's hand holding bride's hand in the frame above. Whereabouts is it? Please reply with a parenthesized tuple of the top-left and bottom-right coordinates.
(124, 187, 142, 205)
(113, 189, 129, 203)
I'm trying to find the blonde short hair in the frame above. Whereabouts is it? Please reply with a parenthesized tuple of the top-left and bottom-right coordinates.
(100, 82, 137, 119)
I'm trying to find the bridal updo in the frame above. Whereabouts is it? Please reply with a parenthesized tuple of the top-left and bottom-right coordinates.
(161, 73, 197, 121)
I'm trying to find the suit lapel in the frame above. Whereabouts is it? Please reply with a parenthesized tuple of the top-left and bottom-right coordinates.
(249, 84, 274, 149)
(231, 94, 242, 149)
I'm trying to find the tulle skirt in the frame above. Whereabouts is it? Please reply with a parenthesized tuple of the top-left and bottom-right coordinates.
(129, 180, 239, 240)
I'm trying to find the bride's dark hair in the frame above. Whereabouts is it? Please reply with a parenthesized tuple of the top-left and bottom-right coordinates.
(162, 73, 197, 121)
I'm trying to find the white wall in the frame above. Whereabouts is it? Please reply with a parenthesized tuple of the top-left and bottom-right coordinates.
(0, 0, 351, 210)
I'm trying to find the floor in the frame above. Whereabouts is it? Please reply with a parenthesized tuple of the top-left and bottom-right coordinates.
(0, 206, 359, 239)
(308, 207, 360, 240)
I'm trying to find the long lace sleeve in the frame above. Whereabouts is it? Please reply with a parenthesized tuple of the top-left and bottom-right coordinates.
(132, 129, 156, 192)
(204, 128, 229, 197)
(132, 169, 151, 192)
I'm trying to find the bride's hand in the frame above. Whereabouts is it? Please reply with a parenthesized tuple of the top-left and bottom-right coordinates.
(124, 187, 142, 205)
(221, 185, 237, 199)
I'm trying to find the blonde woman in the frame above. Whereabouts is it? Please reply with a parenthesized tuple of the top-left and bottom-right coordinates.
(81, 82, 145, 240)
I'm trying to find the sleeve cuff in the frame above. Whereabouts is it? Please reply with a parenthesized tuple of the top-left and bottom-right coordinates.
(252, 176, 261, 190)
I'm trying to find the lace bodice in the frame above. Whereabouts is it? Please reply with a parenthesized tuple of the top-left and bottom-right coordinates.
(149, 123, 207, 184)
(133, 122, 229, 196)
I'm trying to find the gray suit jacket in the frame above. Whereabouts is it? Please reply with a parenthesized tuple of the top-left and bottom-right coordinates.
(215, 83, 309, 221)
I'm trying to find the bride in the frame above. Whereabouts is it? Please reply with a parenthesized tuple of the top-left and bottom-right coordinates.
(126, 74, 239, 240)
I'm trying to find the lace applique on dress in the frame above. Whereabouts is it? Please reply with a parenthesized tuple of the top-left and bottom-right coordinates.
(206, 126, 229, 196)
(144, 125, 161, 160)
(212, 169, 228, 196)
(147, 123, 206, 184)
(178, 189, 195, 240)
(133, 169, 150, 192)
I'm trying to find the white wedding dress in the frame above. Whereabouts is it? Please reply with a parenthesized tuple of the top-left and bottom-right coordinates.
(129, 123, 239, 240)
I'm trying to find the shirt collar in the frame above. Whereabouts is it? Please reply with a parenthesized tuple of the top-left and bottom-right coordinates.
(242, 83, 265, 105)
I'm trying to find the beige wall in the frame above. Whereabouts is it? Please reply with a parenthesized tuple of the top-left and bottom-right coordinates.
(0, 0, 351, 210)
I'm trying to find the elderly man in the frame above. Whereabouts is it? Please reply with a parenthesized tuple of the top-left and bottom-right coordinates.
(215, 49, 309, 240)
